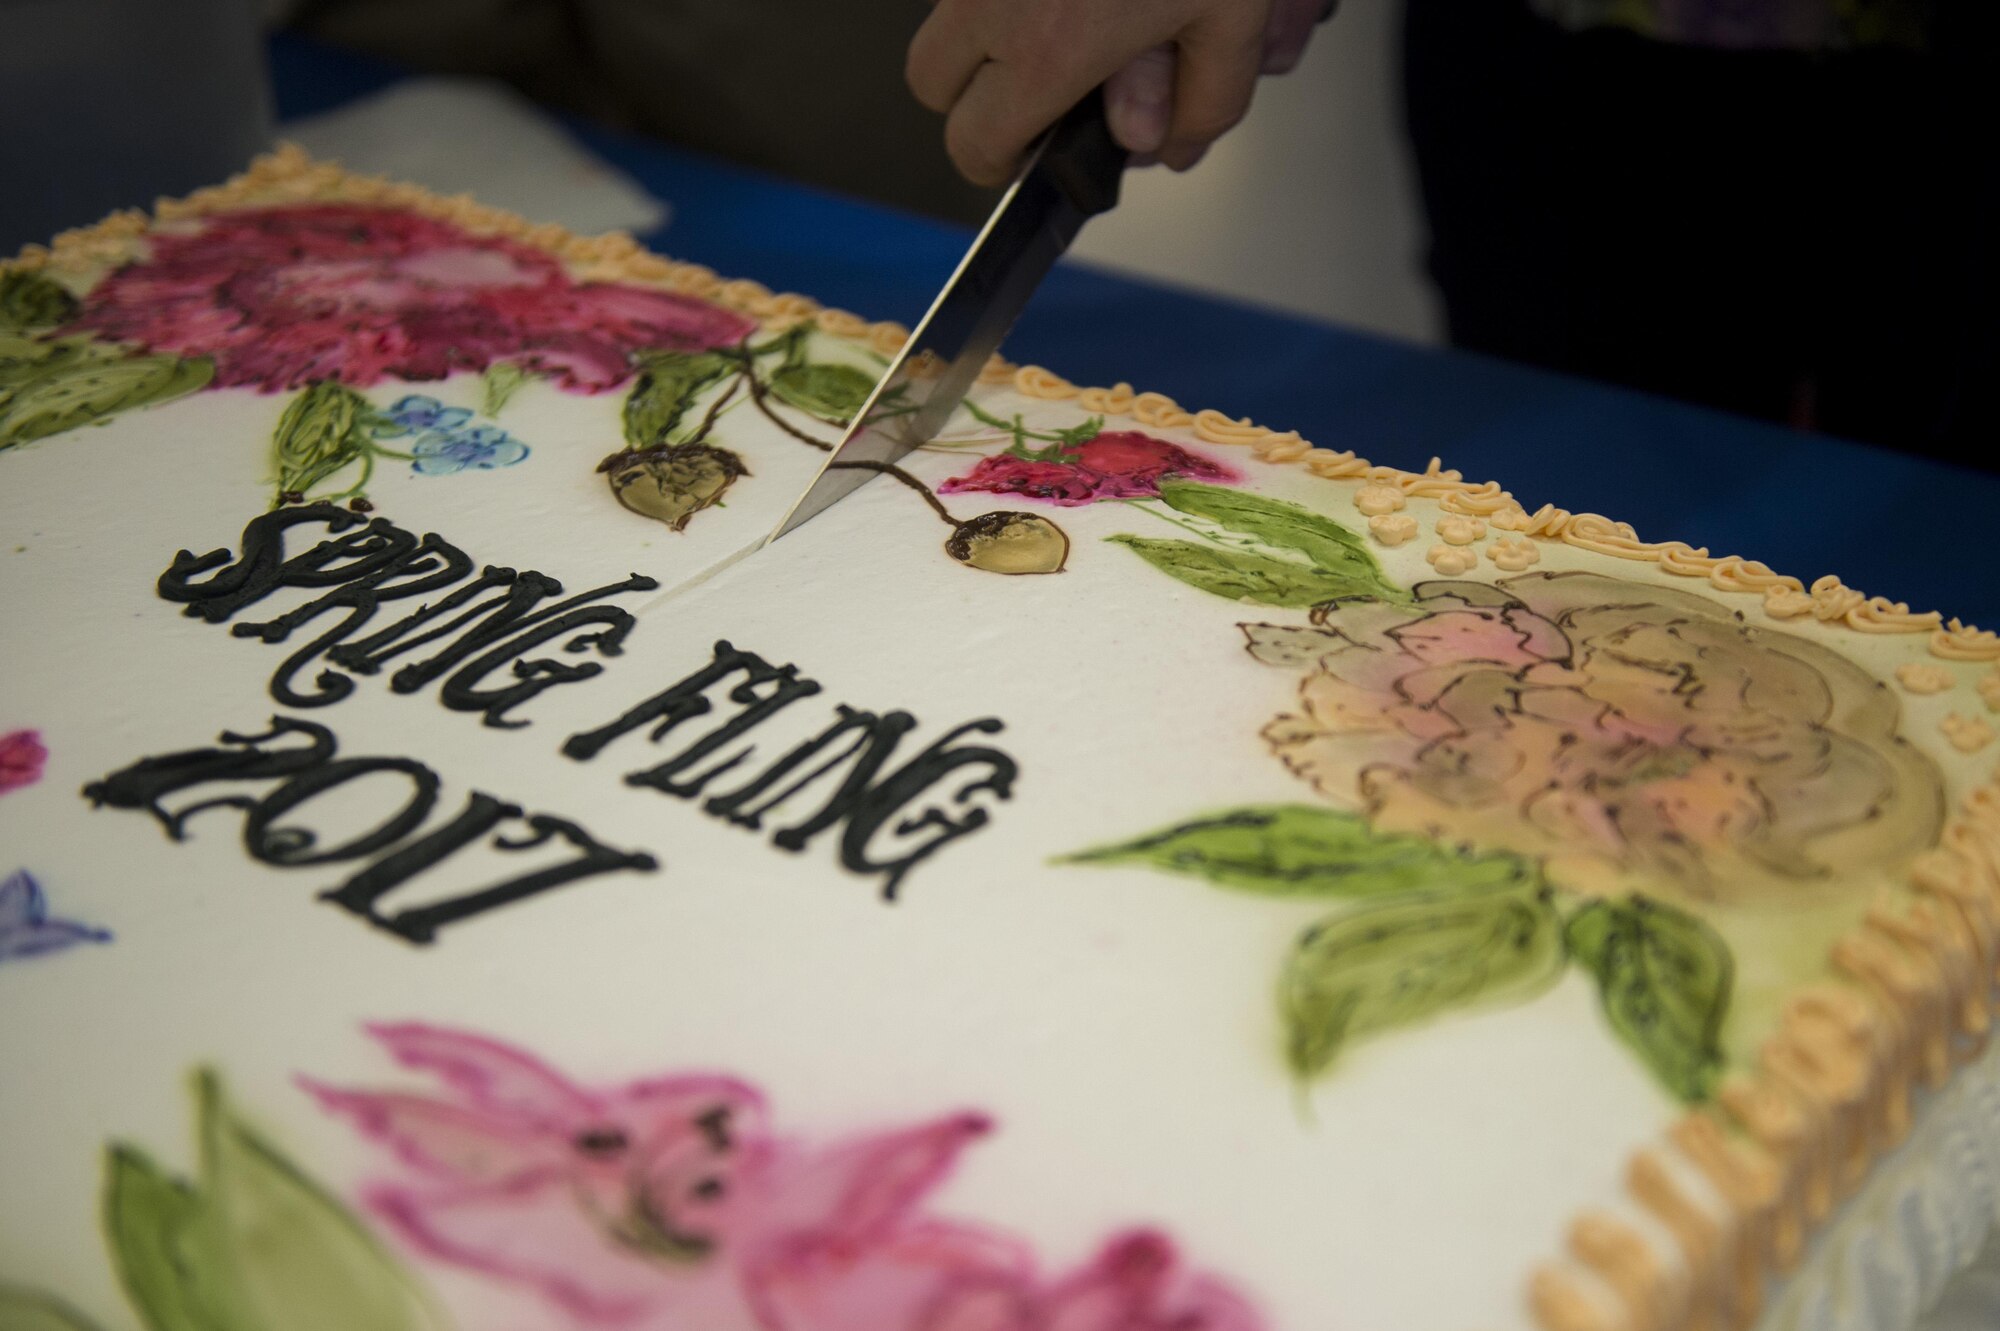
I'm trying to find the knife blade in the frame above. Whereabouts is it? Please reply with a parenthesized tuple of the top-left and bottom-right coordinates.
(765, 91, 1127, 544)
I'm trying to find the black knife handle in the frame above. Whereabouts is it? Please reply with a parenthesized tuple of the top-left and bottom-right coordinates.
(1041, 89, 1127, 219)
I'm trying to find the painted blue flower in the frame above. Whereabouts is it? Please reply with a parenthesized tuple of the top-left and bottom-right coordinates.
(0, 869, 110, 963)
(372, 394, 476, 439)
(410, 425, 531, 476)
(384, 394, 474, 434)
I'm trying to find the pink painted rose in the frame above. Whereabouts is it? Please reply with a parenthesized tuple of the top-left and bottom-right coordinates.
(0, 730, 47, 795)
(1251, 570, 1943, 904)
(307, 1024, 1262, 1331)
(941, 431, 1237, 506)
(69, 204, 756, 393)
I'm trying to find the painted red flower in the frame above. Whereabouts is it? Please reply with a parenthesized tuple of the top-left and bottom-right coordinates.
(68, 204, 756, 393)
(941, 431, 1238, 506)
(306, 1023, 1263, 1331)
(0, 730, 47, 795)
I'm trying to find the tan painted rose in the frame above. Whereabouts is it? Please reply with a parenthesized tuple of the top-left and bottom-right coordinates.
(1243, 572, 1945, 904)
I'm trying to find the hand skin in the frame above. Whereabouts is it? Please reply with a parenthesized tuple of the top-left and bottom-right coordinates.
(908, 0, 1331, 186)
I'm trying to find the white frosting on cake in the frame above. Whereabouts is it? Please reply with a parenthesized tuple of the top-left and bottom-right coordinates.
(3, 180, 1997, 1331)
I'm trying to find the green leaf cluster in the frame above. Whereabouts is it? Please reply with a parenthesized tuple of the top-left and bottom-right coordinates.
(101, 1071, 438, 1331)
(1110, 479, 1407, 608)
(0, 336, 211, 451)
(1066, 802, 1738, 1099)
(0, 271, 81, 331)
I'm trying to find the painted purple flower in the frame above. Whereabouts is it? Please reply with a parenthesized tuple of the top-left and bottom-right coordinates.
(0, 870, 111, 962)
(306, 1024, 1265, 1331)
(0, 730, 46, 795)
(67, 204, 758, 394)
(941, 431, 1239, 507)
(410, 425, 529, 476)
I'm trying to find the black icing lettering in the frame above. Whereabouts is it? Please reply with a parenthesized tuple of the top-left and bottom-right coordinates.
(329, 568, 659, 726)
(326, 809, 658, 945)
(90, 718, 656, 945)
(563, 640, 821, 766)
(157, 505, 364, 621)
(229, 535, 478, 709)
(435, 601, 649, 730)
(158, 506, 409, 624)
(157, 514, 657, 729)
(706, 705, 916, 834)
(324, 559, 524, 675)
(243, 756, 441, 866)
(835, 718, 1018, 901)
(81, 717, 338, 840)
(571, 642, 1016, 899)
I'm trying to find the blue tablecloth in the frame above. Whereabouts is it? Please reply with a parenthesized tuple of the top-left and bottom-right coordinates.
(270, 34, 1997, 625)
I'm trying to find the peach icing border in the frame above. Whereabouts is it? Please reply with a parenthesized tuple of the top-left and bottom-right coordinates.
(10, 144, 1996, 1331)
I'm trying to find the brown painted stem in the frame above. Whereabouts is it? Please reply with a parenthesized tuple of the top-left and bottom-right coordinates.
(827, 459, 958, 526)
(746, 369, 834, 452)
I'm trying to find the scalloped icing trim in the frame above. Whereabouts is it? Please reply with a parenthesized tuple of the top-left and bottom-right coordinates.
(10, 144, 2000, 1331)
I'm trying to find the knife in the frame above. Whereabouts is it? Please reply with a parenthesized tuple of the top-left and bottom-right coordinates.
(765, 90, 1128, 544)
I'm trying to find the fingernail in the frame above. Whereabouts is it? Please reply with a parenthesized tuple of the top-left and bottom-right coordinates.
(1109, 94, 1170, 155)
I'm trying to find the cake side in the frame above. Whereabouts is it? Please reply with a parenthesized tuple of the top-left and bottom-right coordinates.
(3, 148, 1998, 1331)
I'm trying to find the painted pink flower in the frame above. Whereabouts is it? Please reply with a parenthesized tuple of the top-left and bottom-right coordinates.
(69, 205, 756, 393)
(0, 730, 47, 795)
(307, 1024, 1263, 1331)
(941, 431, 1237, 507)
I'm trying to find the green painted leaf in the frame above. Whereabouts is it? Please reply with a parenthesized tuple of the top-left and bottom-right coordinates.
(0, 271, 80, 331)
(195, 1072, 436, 1331)
(1283, 889, 1565, 1078)
(0, 348, 212, 450)
(0, 1286, 107, 1331)
(1064, 804, 1534, 899)
(769, 361, 878, 424)
(481, 362, 531, 417)
(103, 1143, 224, 1331)
(1107, 535, 1376, 608)
(623, 351, 734, 448)
(1156, 479, 1380, 574)
(1565, 896, 1733, 1103)
(271, 381, 375, 503)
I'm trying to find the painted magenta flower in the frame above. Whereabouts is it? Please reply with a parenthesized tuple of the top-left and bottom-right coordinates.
(941, 430, 1238, 507)
(410, 425, 529, 475)
(1250, 571, 1945, 904)
(68, 204, 757, 393)
(306, 1024, 1263, 1330)
(0, 729, 47, 794)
